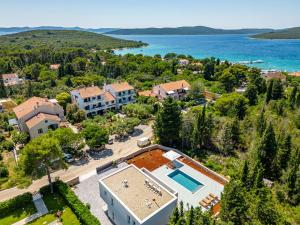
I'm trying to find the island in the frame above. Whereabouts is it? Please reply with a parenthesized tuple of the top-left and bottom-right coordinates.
(0, 30, 146, 50)
(252, 27, 300, 39)
(105, 26, 273, 35)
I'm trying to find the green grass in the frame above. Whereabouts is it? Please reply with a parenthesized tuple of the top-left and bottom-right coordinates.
(29, 192, 80, 225)
(0, 202, 36, 225)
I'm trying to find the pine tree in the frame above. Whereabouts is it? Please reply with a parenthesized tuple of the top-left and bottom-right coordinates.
(271, 79, 283, 100)
(58, 62, 65, 78)
(191, 106, 206, 150)
(256, 123, 277, 179)
(154, 97, 181, 147)
(26, 80, 33, 97)
(286, 148, 300, 205)
(186, 206, 194, 225)
(169, 207, 180, 225)
(265, 80, 273, 103)
(289, 85, 298, 109)
(241, 160, 249, 187)
(0, 76, 7, 98)
(65, 76, 73, 87)
(244, 84, 258, 105)
(276, 134, 292, 175)
(218, 119, 240, 155)
(257, 109, 266, 136)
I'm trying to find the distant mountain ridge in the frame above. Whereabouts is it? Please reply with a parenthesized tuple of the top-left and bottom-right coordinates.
(105, 26, 274, 35)
(252, 27, 300, 39)
(0, 26, 118, 34)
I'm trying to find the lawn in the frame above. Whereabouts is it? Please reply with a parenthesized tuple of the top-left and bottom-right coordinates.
(0, 202, 36, 225)
(29, 192, 80, 225)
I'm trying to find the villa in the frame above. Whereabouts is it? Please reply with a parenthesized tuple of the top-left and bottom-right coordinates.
(1, 73, 23, 86)
(13, 97, 65, 139)
(261, 71, 286, 81)
(99, 146, 227, 225)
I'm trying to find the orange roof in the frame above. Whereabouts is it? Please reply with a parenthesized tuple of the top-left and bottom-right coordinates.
(290, 72, 300, 77)
(1, 73, 18, 79)
(110, 82, 134, 92)
(159, 80, 191, 92)
(138, 90, 157, 97)
(50, 64, 60, 70)
(13, 97, 61, 119)
(25, 113, 61, 129)
(74, 86, 104, 99)
(104, 91, 115, 102)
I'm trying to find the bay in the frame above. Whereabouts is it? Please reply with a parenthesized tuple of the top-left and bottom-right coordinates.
(112, 34, 300, 72)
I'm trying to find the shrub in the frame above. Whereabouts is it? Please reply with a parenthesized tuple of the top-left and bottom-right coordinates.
(0, 192, 32, 217)
(44, 181, 100, 225)
(0, 164, 9, 178)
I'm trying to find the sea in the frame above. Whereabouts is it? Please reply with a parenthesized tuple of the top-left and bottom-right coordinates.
(1, 31, 300, 72)
(111, 34, 300, 72)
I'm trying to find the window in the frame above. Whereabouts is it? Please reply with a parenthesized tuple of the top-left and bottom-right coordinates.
(128, 96, 131, 101)
(45, 120, 48, 123)
(127, 215, 130, 224)
(85, 106, 90, 110)
(97, 96, 101, 100)
(92, 97, 96, 100)
(119, 99, 122, 103)
(111, 198, 114, 206)
(118, 92, 121, 96)
(132, 221, 136, 225)
(38, 128, 43, 134)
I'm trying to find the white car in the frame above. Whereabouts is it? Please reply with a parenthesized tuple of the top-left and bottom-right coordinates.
(137, 137, 151, 148)
(64, 153, 74, 163)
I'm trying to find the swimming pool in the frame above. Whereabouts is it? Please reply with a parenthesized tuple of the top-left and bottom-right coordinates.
(168, 170, 203, 192)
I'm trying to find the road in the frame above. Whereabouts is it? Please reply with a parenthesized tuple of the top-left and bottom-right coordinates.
(0, 124, 153, 202)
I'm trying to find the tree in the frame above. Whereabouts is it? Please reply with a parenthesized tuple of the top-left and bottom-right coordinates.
(0, 77, 6, 98)
(56, 92, 71, 110)
(66, 103, 86, 124)
(218, 119, 240, 155)
(154, 98, 181, 147)
(271, 79, 283, 100)
(11, 130, 28, 146)
(244, 84, 258, 105)
(18, 135, 66, 193)
(82, 124, 109, 148)
(188, 81, 204, 100)
(221, 180, 248, 224)
(256, 109, 266, 136)
(219, 70, 237, 92)
(289, 85, 298, 109)
(275, 134, 292, 175)
(265, 80, 273, 103)
(241, 160, 249, 187)
(256, 123, 277, 179)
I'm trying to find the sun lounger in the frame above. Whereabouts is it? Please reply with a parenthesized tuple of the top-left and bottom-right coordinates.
(199, 200, 208, 208)
(209, 193, 218, 199)
(203, 198, 210, 204)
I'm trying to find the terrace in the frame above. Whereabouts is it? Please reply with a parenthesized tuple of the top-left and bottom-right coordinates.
(127, 148, 226, 214)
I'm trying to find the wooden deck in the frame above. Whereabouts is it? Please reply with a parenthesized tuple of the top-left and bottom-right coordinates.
(127, 149, 170, 171)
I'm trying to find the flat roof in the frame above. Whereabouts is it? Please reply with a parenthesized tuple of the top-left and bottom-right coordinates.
(100, 165, 175, 221)
(163, 150, 181, 161)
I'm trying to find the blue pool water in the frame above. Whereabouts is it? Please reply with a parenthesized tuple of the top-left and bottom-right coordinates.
(112, 34, 300, 72)
(168, 170, 203, 192)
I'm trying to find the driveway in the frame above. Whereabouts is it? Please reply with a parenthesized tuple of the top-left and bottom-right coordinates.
(0, 124, 153, 202)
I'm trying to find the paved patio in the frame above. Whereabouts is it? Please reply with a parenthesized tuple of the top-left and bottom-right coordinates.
(73, 162, 128, 225)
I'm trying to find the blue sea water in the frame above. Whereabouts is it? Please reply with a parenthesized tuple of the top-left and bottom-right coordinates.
(112, 34, 300, 72)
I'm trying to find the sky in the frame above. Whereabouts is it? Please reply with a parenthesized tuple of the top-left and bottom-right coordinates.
(1, 0, 299, 29)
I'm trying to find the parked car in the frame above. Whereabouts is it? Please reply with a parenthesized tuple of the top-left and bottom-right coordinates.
(64, 153, 74, 163)
(137, 137, 151, 148)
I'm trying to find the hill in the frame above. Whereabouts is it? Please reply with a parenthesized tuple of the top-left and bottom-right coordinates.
(252, 27, 300, 39)
(0, 30, 145, 50)
(106, 26, 273, 35)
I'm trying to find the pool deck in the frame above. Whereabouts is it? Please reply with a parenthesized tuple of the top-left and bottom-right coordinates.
(151, 159, 224, 211)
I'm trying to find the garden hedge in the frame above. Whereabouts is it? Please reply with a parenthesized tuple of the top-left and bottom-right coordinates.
(40, 181, 100, 225)
(0, 192, 32, 217)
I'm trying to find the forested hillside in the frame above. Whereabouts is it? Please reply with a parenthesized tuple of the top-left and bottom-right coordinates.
(252, 27, 300, 39)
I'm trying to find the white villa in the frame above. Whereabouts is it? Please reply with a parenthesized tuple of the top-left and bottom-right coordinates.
(152, 80, 191, 100)
(99, 146, 227, 225)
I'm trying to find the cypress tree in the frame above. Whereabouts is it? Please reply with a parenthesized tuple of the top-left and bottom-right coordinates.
(289, 86, 298, 109)
(0, 76, 7, 98)
(244, 84, 258, 105)
(265, 79, 273, 103)
(276, 134, 292, 172)
(271, 79, 283, 100)
(241, 160, 249, 187)
(286, 148, 300, 205)
(186, 206, 194, 225)
(257, 109, 266, 136)
(154, 97, 181, 147)
(26, 80, 33, 97)
(169, 207, 180, 225)
(191, 106, 206, 150)
(256, 123, 277, 179)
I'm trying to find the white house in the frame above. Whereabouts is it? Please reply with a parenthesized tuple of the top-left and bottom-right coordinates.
(13, 97, 65, 139)
(1, 73, 23, 86)
(153, 80, 191, 100)
(104, 82, 136, 109)
(99, 164, 177, 225)
(71, 86, 116, 117)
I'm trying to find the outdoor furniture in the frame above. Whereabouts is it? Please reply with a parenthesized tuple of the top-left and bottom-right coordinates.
(209, 193, 217, 199)
(199, 200, 208, 208)
(203, 198, 210, 204)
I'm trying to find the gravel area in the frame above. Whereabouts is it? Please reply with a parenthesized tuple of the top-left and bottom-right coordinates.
(73, 162, 128, 225)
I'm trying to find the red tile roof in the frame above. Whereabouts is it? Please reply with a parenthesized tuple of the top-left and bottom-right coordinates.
(159, 80, 191, 92)
(110, 82, 134, 92)
(25, 113, 61, 129)
(74, 86, 104, 99)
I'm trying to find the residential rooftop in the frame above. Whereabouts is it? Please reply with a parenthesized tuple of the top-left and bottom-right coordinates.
(138, 90, 157, 98)
(103, 91, 115, 102)
(25, 113, 61, 129)
(109, 81, 134, 92)
(100, 165, 176, 221)
(158, 80, 191, 92)
(73, 86, 104, 99)
(1, 73, 18, 79)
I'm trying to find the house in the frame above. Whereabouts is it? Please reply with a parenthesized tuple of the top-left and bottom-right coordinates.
(178, 59, 189, 66)
(261, 71, 286, 81)
(138, 90, 157, 98)
(99, 146, 227, 225)
(50, 64, 60, 70)
(204, 91, 219, 102)
(104, 82, 136, 109)
(1, 73, 22, 86)
(71, 86, 116, 117)
(13, 97, 65, 139)
(153, 80, 191, 100)
(99, 164, 178, 225)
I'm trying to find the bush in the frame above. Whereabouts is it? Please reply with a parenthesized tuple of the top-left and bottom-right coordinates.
(0, 192, 32, 217)
(41, 181, 100, 225)
(0, 164, 9, 178)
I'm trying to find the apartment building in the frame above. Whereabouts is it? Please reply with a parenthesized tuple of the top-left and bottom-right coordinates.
(104, 82, 136, 109)
(13, 97, 65, 138)
(152, 80, 191, 100)
(99, 164, 177, 225)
